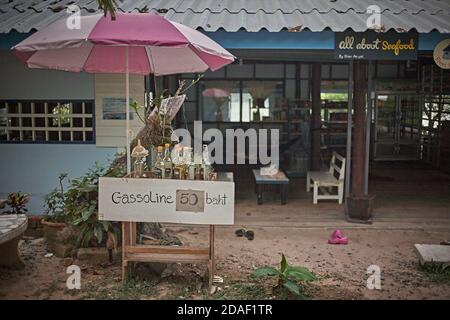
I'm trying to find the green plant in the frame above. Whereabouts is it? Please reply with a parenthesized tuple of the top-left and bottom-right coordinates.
(3, 192, 29, 215)
(129, 75, 203, 148)
(44, 173, 68, 223)
(52, 104, 71, 126)
(420, 262, 450, 283)
(251, 254, 316, 296)
(65, 162, 122, 248)
(97, 0, 118, 20)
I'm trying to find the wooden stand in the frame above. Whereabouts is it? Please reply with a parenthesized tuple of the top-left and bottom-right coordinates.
(121, 222, 215, 292)
(115, 171, 234, 293)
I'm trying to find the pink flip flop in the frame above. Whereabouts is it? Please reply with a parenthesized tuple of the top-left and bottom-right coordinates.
(328, 229, 348, 245)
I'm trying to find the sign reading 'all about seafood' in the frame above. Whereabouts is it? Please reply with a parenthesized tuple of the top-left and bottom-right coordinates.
(335, 30, 418, 60)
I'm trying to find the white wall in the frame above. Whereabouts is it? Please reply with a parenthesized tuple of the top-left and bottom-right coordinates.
(94, 73, 145, 147)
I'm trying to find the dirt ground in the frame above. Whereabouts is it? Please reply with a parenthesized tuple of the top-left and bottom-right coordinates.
(1, 226, 450, 300)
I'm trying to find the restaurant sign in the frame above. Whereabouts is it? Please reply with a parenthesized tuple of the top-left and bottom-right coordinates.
(335, 30, 418, 60)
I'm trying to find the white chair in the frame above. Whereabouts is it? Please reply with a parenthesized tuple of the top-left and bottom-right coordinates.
(306, 152, 346, 204)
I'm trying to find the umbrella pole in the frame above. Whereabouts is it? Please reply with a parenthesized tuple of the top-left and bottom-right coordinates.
(126, 47, 131, 174)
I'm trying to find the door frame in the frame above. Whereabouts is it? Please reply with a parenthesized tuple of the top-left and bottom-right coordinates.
(373, 91, 423, 161)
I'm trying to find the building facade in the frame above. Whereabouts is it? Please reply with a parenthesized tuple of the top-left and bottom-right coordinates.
(0, 0, 449, 214)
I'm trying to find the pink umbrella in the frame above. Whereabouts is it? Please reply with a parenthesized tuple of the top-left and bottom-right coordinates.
(202, 88, 231, 98)
(12, 13, 235, 172)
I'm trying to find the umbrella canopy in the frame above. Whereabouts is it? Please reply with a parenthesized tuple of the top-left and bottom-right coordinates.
(202, 88, 231, 98)
(12, 13, 235, 76)
(12, 13, 235, 174)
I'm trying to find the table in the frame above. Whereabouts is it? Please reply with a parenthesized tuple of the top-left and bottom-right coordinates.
(0, 214, 28, 269)
(252, 169, 289, 205)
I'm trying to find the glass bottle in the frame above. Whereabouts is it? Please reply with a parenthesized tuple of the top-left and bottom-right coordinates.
(153, 146, 164, 179)
(131, 139, 148, 178)
(173, 146, 184, 180)
(163, 143, 173, 179)
(184, 147, 195, 180)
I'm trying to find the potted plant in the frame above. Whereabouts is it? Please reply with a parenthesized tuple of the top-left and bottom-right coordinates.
(42, 173, 68, 249)
(1, 192, 29, 215)
(65, 163, 121, 249)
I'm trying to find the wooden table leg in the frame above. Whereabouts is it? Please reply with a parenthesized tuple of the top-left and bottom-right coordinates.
(257, 184, 263, 205)
(121, 221, 131, 282)
(208, 225, 215, 294)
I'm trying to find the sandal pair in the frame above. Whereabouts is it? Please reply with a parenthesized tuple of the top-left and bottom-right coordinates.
(235, 229, 254, 240)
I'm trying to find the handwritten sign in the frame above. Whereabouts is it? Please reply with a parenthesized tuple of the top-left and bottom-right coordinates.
(148, 95, 186, 123)
(176, 189, 205, 212)
(98, 177, 234, 225)
(335, 30, 418, 60)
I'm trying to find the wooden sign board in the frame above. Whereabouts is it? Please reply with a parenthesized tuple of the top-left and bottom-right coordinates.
(98, 177, 234, 225)
(335, 30, 418, 60)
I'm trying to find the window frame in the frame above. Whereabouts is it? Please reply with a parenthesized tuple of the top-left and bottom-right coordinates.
(0, 99, 96, 144)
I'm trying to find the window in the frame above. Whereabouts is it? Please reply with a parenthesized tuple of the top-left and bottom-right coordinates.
(242, 81, 283, 122)
(200, 81, 240, 122)
(0, 100, 95, 143)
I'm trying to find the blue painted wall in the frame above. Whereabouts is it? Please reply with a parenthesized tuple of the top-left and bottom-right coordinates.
(2, 30, 448, 51)
(0, 144, 116, 215)
(203, 30, 448, 51)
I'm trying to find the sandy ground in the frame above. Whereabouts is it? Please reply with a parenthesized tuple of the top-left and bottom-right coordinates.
(1, 226, 450, 300)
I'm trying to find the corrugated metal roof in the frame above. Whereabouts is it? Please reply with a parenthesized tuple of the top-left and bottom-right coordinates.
(1, 0, 449, 33)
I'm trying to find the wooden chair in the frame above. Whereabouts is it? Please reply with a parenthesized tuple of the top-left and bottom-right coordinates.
(306, 152, 346, 204)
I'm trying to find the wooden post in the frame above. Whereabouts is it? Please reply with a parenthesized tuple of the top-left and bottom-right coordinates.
(121, 221, 130, 282)
(209, 225, 215, 293)
(351, 60, 367, 196)
(346, 60, 375, 223)
(344, 61, 353, 202)
(311, 62, 322, 171)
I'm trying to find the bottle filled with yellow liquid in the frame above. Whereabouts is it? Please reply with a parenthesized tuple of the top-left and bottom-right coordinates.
(163, 143, 173, 179)
(152, 146, 164, 179)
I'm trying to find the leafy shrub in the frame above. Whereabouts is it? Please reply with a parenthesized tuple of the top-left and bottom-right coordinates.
(251, 254, 316, 296)
(65, 161, 124, 248)
(44, 173, 68, 223)
(2, 192, 29, 215)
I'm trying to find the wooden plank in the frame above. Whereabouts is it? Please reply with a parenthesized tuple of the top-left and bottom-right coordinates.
(125, 245, 209, 255)
(209, 225, 215, 292)
(126, 252, 210, 263)
(330, 163, 342, 173)
(414, 244, 450, 265)
(334, 152, 345, 162)
(99, 177, 234, 225)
